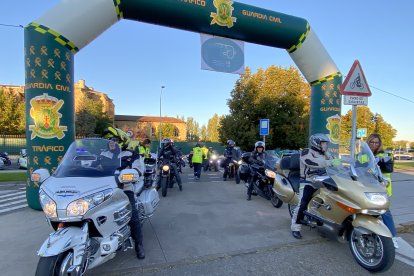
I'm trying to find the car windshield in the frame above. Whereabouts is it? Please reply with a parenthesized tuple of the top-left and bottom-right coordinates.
(54, 138, 121, 178)
(327, 141, 380, 185)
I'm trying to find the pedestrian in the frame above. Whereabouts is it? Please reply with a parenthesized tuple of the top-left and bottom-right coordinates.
(192, 143, 204, 180)
(366, 133, 399, 248)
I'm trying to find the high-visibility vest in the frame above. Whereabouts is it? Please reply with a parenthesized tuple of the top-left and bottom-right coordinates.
(376, 152, 393, 197)
(192, 147, 203, 164)
(139, 145, 151, 158)
(202, 147, 209, 160)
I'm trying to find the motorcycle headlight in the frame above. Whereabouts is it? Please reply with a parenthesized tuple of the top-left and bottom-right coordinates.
(212, 154, 217, 160)
(67, 189, 112, 217)
(39, 189, 57, 218)
(364, 192, 388, 205)
(162, 165, 170, 172)
(237, 160, 242, 165)
(265, 169, 276, 179)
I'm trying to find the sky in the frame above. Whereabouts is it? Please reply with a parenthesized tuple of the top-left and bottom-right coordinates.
(1, 0, 414, 141)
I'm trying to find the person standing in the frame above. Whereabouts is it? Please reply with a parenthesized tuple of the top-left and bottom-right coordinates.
(192, 143, 204, 180)
(202, 144, 209, 171)
(366, 133, 399, 248)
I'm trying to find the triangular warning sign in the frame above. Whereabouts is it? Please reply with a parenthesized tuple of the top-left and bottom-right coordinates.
(340, 60, 371, 96)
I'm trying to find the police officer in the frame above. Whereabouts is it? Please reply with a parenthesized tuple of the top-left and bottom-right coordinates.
(192, 143, 204, 179)
(202, 144, 209, 171)
(102, 126, 146, 259)
(223, 139, 239, 181)
(139, 138, 151, 158)
(157, 138, 182, 190)
(291, 133, 340, 239)
(247, 141, 267, 200)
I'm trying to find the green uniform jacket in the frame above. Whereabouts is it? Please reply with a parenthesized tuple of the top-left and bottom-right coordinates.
(139, 145, 151, 158)
(202, 146, 209, 160)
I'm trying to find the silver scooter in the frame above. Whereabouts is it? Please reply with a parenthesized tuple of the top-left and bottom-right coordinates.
(32, 138, 159, 276)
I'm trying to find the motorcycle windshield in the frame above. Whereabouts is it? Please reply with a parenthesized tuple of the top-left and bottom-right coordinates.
(327, 141, 380, 185)
(264, 154, 278, 171)
(54, 138, 121, 178)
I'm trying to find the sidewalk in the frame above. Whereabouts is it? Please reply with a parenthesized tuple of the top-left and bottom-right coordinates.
(391, 169, 414, 233)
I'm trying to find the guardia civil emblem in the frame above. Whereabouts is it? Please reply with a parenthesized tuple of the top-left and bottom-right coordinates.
(210, 0, 237, 28)
(29, 93, 67, 139)
(326, 114, 341, 144)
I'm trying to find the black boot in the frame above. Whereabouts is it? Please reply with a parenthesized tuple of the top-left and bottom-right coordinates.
(136, 242, 145, 259)
(292, 231, 302, 239)
(179, 184, 183, 191)
(246, 191, 251, 201)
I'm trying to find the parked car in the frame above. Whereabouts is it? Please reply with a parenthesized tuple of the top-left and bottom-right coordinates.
(17, 149, 27, 169)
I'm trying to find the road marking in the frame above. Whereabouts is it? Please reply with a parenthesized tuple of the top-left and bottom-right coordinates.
(0, 194, 25, 201)
(0, 204, 28, 214)
(395, 237, 414, 267)
(0, 199, 27, 208)
(0, 191, 25, 199)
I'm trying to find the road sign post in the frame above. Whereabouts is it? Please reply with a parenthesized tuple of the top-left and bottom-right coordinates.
(259, 119, 269, 148)
(340, 60, 372, 158)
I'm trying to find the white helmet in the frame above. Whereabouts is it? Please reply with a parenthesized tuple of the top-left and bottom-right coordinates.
(309, 133, 330, 152)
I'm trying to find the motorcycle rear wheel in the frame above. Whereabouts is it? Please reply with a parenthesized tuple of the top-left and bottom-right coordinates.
(35, 251, 75, 276)
(161, 177, 169, 197)
(349, 229, 395, 272)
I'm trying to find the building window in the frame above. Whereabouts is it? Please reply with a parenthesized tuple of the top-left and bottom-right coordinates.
(151, 127, 156, 137)
(174, 127, 179, 138)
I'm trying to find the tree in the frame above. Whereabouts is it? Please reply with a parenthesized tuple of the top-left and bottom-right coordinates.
(0, 88, 25, 134)
(75, 92, 112, 136)
(340, 106, 396, 148)
(200, 125, 207, 141)
(219, 66, 311, 151)
(206, 113, 221, 142)
(186, 117, 200, 141)
(155, 123, 177, 140)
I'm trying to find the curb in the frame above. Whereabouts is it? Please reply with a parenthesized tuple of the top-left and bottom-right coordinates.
(396, 221, 414, 233)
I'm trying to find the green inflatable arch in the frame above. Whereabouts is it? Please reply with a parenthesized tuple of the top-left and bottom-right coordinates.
(24, 0, 342, 209)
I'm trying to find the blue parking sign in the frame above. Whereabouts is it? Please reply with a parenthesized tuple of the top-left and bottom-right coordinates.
(259, 119, 269, 136)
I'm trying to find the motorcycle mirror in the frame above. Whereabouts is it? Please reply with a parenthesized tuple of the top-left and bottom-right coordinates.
(350, 164, 358, 181)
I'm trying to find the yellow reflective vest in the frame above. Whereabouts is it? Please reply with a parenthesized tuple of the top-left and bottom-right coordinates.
(139, 145, 151, 158)
(192, 147, 203, 164)
(202, 146, 209, 160)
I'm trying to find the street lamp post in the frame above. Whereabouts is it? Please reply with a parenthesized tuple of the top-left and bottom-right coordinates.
(159, 86, 165, 149)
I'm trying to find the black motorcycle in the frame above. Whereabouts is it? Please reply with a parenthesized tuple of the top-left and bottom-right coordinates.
(158, 158, 182, 197)
(246, 153, 283, 208)
(208, 153, 220, 172)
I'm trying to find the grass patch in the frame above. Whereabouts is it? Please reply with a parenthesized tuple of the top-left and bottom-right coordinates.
(394, 162, 414, 169)
(0, 171, 27, 182)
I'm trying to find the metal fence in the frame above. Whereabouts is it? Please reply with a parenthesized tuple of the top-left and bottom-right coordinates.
(0, 135, 26, 155)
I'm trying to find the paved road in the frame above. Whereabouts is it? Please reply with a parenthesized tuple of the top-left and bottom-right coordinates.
(0, 167, 413, 276)
(0, 182, 27, 215)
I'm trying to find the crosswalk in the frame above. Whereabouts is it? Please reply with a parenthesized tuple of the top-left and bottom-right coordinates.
(0, 188, 28, 215)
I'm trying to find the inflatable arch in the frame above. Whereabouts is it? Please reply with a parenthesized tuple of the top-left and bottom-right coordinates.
(24, 0, 342, 209)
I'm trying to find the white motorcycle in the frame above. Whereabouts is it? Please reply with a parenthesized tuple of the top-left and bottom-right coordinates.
(32, 138, 159, 276)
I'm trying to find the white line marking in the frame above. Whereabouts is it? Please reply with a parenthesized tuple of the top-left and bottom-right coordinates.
(0, 191, 25, 199)
(0, 194, 26, 202)
(396, 255, 414, 267)
(0, 199, 27, 208)
(0, 204, 28, 214)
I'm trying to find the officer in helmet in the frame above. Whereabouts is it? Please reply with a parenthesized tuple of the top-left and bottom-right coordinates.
(157, 138, 182, 190)
(290, 133, 340, 239)
(223, 139, 239, 181)
(139, 138, 151, 158)
(102, 126, 146, 259)
(246, 141, 267, 200)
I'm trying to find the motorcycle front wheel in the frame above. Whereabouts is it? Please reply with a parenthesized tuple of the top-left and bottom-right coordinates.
(349, 229, 395, 272)
(235, 171, 240, 184)
(161, 177, 169, 197)
(35, 251, 75, 276)
(270, 192, 283, 208)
